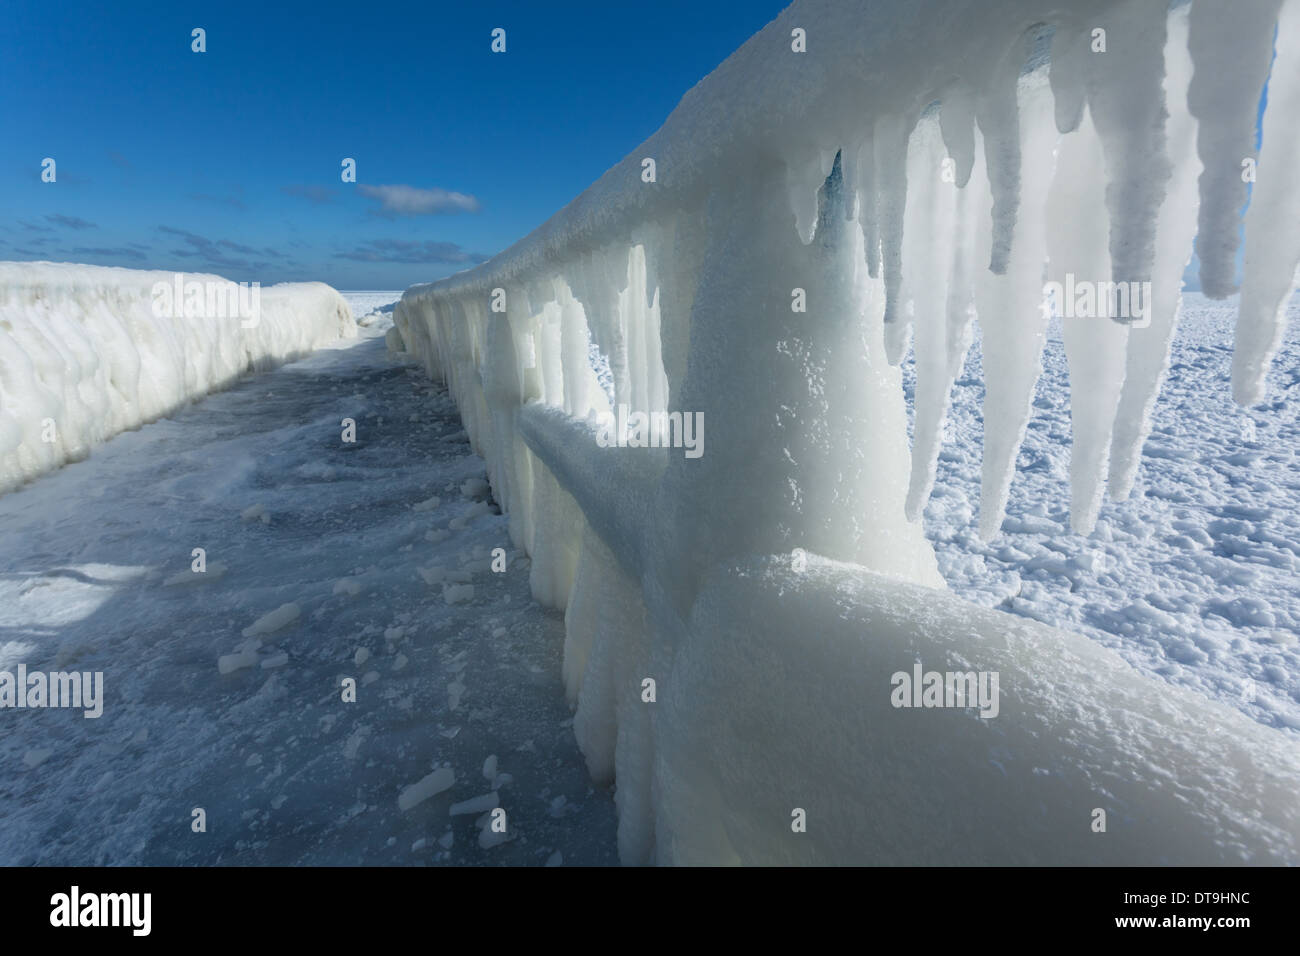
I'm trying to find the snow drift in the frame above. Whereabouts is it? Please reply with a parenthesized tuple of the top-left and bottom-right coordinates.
(0, 262, 355, 495)
(395, 0, 1300, 864)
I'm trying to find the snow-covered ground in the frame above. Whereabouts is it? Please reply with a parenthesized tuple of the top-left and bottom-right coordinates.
(907, 292, 1300, 735)
(0, 292, 616, 866)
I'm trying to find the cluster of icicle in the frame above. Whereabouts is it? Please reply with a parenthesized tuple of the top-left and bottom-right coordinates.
(413, 0, 1299, 540)
(878, 0, 1299, 537)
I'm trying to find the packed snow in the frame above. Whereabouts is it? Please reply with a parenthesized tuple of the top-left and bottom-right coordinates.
(393, 0, 1300, 864)
(0, 262, 356, 496)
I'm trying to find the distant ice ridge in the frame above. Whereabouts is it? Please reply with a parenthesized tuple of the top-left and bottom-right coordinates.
(0, 262, 355, 495)
(394, 0, 1300, 864)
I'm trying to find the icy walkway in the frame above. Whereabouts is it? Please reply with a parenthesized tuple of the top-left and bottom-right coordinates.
(0, 297, 617, 865)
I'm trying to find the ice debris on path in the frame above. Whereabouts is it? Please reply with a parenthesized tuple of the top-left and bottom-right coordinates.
(218, 639, 261, 675)
(240, 503, 271, 525)
(443, 583, 474, 605)
(332, 577, 363, 596)
(241, 603, 301, 637)
(163, 562, 228, 586)
(397, 767, 455, 811)
(449, 792, 500, 816)
(460, 478, 489, 499)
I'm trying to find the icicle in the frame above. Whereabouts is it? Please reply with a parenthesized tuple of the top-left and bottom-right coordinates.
(574, 249, 632, 407)
(977, 44, 1025, 275)
(854, 133, 880, 278)
(905, 121, 989, 520)
(1187, 0, 1283, 297)
(1048, 22, 1088, 134)
(656, 212, 706, 410)
(786, 152, 825, 244)
(874, 112, 912, 323)
(945, 124, 989, 385)
(556, 275, 594, 419)
(1234, 0, 1300, 406)
(1049, 106, 1127, 534)
(903, 116, 959, 519)
(1083, 1, 1171, 287)
(839, 135, 866, 220)
(976, 70, 1058, 541)
(1109, 3, 1203, 499)
(938, 85, 976, 187)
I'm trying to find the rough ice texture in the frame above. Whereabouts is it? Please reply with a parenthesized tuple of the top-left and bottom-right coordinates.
(0, 262, 356, 495)
(393, 0, 1300, 864)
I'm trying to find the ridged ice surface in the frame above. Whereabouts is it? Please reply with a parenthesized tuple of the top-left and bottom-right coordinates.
(0, 262, 356, 495)
(393, 0, 1300, 864)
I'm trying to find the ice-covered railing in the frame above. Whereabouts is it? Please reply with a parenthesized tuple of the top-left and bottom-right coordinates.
(0, 262, 356, 495)
(395, 0, 1300, 864)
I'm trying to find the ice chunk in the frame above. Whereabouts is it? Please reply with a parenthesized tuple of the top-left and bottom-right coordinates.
(218, 649, 258, 674)
(163, 562, 228, 586)
(241, 603, 300, 638)
(449, 792, 500, 816)
(460, 478, 489, 499)
(443, 583, 474, 604)
(397, 767, 455, 811)
(240, 503, 270, 524)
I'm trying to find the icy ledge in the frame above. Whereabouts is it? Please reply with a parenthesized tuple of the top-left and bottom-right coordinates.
(0, 262, 356, 495)
(395, 0, 1300, 864)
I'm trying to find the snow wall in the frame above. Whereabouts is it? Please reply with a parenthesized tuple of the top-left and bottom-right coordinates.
(0, 262, 356, 496)
(394, 0, 1300, 864)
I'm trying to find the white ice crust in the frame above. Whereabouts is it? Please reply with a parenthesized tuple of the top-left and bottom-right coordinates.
(0, 262, 356, 494)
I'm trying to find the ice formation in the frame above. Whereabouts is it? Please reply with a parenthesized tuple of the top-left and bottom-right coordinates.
(0, 262, 355, 495)
(393, 0, 1300, 864)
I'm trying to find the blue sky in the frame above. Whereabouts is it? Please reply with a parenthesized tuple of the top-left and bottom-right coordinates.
(1, 0, 790, 289)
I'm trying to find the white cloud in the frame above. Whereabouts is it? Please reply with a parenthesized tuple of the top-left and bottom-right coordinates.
(357, 184, 480, 217)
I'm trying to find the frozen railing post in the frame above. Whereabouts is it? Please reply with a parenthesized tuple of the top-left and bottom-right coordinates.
(393, 0, 1300, 865)
(652, 151, 943, 623)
